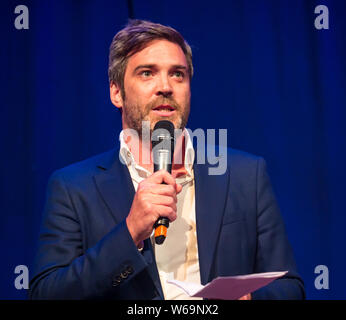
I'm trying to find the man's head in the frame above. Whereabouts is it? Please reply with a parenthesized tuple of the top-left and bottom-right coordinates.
(108, 20, 193, 135)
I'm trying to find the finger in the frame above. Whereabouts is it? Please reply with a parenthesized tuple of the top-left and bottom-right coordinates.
(176, 183, 182, 194)
(149, 194, 177, 210)
(141, 183, 177, 197)
(153, 205, 177, 222)
(147, 169, 176, 186)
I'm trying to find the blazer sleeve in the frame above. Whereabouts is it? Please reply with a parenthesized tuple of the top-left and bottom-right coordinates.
(251, 158, 305, 299)
(28, 170, 148, 299)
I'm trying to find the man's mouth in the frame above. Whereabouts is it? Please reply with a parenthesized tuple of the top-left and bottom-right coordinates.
(152, 105, 175, 112)
(151, 105, 176, 116)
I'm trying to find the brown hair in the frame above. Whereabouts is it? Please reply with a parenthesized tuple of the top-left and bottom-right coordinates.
(108, 19, 193, 97)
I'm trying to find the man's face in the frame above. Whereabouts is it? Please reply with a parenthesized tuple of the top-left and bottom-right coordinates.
(111, 39, 191, 135)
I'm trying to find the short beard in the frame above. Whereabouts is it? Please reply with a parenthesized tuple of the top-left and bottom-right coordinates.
(122, 95, 190, 137)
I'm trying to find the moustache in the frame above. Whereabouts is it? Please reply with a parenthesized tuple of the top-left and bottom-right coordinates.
(146, 98, 181, 112)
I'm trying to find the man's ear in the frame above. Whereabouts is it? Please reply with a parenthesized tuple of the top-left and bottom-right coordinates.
(110, 82, 123, 110)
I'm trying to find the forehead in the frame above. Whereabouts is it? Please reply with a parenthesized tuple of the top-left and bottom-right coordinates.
(126, 39, 188, 69)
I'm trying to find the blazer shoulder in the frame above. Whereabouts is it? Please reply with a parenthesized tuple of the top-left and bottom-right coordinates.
(222, 147, 267, 186)
(226, 147, 263, 167)
(50, 148, 117, 183)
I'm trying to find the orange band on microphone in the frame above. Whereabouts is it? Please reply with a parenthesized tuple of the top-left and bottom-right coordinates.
(154, 225, 167, 238)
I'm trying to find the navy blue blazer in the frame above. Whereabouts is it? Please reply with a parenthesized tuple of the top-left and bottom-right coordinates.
(29, 147, 305, 299)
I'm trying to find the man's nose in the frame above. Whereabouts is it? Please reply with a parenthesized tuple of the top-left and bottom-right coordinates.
(156, 74, 173, 97)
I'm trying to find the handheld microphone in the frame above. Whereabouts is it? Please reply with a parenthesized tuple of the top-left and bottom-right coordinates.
(152, 120, 175, 245)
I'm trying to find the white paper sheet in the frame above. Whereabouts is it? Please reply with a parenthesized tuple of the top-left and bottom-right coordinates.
(167, 271, 288, 300)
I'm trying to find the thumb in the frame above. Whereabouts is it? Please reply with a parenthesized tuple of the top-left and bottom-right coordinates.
(176, 183, 183, 194)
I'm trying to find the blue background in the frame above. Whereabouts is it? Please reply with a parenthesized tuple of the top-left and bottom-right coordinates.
(1, 0, 345, 299)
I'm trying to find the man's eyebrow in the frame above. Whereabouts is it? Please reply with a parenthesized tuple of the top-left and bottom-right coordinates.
(133, 64, 156, 73)
(133, 64, 188, 73)
(171, 65, 188, 71)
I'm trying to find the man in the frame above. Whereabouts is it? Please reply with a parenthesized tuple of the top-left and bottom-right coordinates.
(29, 20, 305, 300)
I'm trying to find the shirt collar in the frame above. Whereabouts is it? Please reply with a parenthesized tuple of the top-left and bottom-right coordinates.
(119, 128, 195, 177)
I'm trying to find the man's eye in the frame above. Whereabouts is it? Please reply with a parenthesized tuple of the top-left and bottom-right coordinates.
(141, 70, 152, 77)
(173, 71, 184, 78)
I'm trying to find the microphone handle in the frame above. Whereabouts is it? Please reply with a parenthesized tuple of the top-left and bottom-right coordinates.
(153, 150, 172, 173)
(153, 151, 172, 245)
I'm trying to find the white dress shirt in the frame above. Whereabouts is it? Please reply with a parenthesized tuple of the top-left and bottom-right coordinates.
(119, 128, 202, 300)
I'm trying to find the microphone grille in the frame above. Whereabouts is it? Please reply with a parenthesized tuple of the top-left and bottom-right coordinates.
(151, 120, 175, 150)
(153, 120, 174, 138)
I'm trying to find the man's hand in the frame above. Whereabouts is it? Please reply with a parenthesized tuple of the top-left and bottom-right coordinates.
(126, 170, 182, 246)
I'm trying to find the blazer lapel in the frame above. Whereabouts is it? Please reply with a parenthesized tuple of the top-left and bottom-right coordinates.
(194, 161, 230, 284)
(94, 150, 135, 224)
